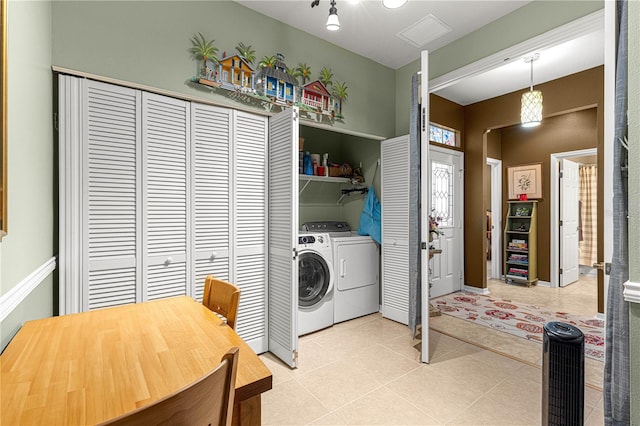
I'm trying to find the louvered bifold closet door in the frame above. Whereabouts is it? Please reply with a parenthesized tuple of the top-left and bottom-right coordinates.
(267, 108, 299, 368)
(83, 80, 141, 311)
(381, 135, 410, 325)
(191, 103, 231, 301)
(233, 111, 268, 352)
(142, 93, 191, 300)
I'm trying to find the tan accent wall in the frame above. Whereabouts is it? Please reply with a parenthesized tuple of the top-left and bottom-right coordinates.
(430, 94, 465, 148)
(462, 66, 604, 289)
(500, 108, 598, 281)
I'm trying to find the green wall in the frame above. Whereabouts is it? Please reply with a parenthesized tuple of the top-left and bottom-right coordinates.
(0, 0, 54, 349)
(394, 0, 604, 136)
(299, 126, 380, 231)
(51, 1, 396, 139)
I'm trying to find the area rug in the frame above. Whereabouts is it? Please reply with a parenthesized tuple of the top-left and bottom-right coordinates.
(432, 292, 605, 361)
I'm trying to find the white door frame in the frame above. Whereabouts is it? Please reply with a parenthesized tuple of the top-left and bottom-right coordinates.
(487, 157, 502, 280)
(550, 148, 597, 288)
(420, 50, 431, 364)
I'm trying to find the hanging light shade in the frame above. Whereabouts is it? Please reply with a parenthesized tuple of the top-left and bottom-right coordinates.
(521, 54, 542, 128)
(326, 0, 340, 31)
(382, 0, 408, 8)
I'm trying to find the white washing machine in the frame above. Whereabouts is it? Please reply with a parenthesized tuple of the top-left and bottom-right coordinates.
(297, 233, 334, 336)
(301, 222, 379, 324)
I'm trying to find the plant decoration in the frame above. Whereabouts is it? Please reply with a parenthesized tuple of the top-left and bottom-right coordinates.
(429, 210, 443, 242)
(286, 66, 301, 82)
(235, 42, 256, 64)
(296, 63, 312, 85)
(332, 81, 348, 116)
(189, 33, 218, 78)
(319, 66, 333, 88)
(258, 55, 277, 68)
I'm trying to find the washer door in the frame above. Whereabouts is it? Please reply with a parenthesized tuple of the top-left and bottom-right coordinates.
(298, 251, 331, 308)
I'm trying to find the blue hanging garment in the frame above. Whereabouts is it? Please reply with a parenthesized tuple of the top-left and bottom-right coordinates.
(357, 186, 381, 244)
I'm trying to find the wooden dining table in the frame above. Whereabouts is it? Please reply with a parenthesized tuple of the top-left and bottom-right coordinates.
(0, 296, 272, 425)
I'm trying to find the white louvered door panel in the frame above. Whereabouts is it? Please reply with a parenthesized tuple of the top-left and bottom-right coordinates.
(142, 93, 191, 300)
(191, 103, 232, 301)
(268, 107, 299, 368)
(234, 111, 268, 353)
(83, 79, 141, 311)
(381, 135, 410, 325)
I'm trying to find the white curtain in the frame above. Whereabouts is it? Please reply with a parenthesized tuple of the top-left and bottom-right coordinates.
(578, 165, 597, 266)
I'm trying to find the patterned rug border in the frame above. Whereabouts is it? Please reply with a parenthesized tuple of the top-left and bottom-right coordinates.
(432, 291, 605, 362)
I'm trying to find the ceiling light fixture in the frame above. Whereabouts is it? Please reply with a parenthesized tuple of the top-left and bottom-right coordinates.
(521, 53, 543, 128)
(382, 0, 407, 9)
(325, 0, 340, 31)
(311, 0, 341, 31)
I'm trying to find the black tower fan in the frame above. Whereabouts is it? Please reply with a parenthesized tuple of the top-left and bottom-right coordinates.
(542, 321, 585, 425)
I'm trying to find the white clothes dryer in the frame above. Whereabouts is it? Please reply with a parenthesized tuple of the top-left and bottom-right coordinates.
(297, 233, 334, 336)
(332, 234, 379, 323)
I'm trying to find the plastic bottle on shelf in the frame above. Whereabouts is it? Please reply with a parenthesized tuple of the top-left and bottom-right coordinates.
(303, 152, 313, 175)
(322, 153, 329, 177)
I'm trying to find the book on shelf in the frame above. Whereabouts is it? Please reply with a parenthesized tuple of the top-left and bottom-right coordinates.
(508, 267, 529, 278)
(508, 240, 528, 250)
(508, 253, 528, 262)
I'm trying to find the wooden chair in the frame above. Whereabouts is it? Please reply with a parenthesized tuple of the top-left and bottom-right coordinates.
(99, 347, 239, 426)
(202, 275, 241, 330)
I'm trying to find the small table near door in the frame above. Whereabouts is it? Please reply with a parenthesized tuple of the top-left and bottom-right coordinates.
(0, 296, 272, 426)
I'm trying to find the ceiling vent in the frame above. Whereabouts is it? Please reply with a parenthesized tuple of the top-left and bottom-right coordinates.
(396, 14, 452, 48)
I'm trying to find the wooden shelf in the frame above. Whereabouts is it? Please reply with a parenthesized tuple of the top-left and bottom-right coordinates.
(504, 201, 538, 287)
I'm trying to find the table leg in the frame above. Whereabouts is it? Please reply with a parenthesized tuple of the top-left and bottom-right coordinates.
(232, 395, 261, 426)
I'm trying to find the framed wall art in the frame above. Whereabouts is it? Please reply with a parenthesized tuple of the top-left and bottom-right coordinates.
(507, 163, 542, 200)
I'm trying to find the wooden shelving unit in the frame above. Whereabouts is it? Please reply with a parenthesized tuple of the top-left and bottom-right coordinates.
(504, 200, 538, 286)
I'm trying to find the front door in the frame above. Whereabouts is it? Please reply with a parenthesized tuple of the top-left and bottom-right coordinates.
(429, 146, 464, 298)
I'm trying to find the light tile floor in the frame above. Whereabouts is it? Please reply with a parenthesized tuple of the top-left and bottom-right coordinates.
(259, 274, 603, 425)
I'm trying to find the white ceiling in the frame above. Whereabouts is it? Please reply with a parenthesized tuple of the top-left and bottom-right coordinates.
(235, 0, 604, 105)
(235, 0, 532, 69)
(436, 29, 605, 105)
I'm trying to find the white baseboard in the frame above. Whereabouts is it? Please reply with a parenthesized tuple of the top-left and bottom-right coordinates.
(595, 312, 606, 321)
(0, 257, 57, 322)
(463, 285, 490, 295)
(537, 280, 551, 288)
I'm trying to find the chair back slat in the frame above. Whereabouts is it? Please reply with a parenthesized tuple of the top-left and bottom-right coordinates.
(99, 347, 239, 426)
(203, 275, 241, 330)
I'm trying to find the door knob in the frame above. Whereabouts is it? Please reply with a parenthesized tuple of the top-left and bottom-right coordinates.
(593, 262, 611, 274)
(164, 257, 173, 265)
(210, 252, 218, 260)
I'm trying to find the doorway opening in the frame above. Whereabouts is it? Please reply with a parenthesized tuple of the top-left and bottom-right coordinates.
(549, 148, 600, 319)
(486, 157, 502, 281)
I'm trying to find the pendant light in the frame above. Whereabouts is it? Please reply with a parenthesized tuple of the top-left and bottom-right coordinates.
(326, 0, 340, 31)
(521, 53, 543, 128)
(311, 0, 340, 31)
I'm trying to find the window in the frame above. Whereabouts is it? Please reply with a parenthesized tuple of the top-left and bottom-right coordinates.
(429, 123, 459, 147)
(431, 161, 454, 227)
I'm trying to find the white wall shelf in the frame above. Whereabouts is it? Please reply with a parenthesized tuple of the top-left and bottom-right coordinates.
(299, 175, 350, 194)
